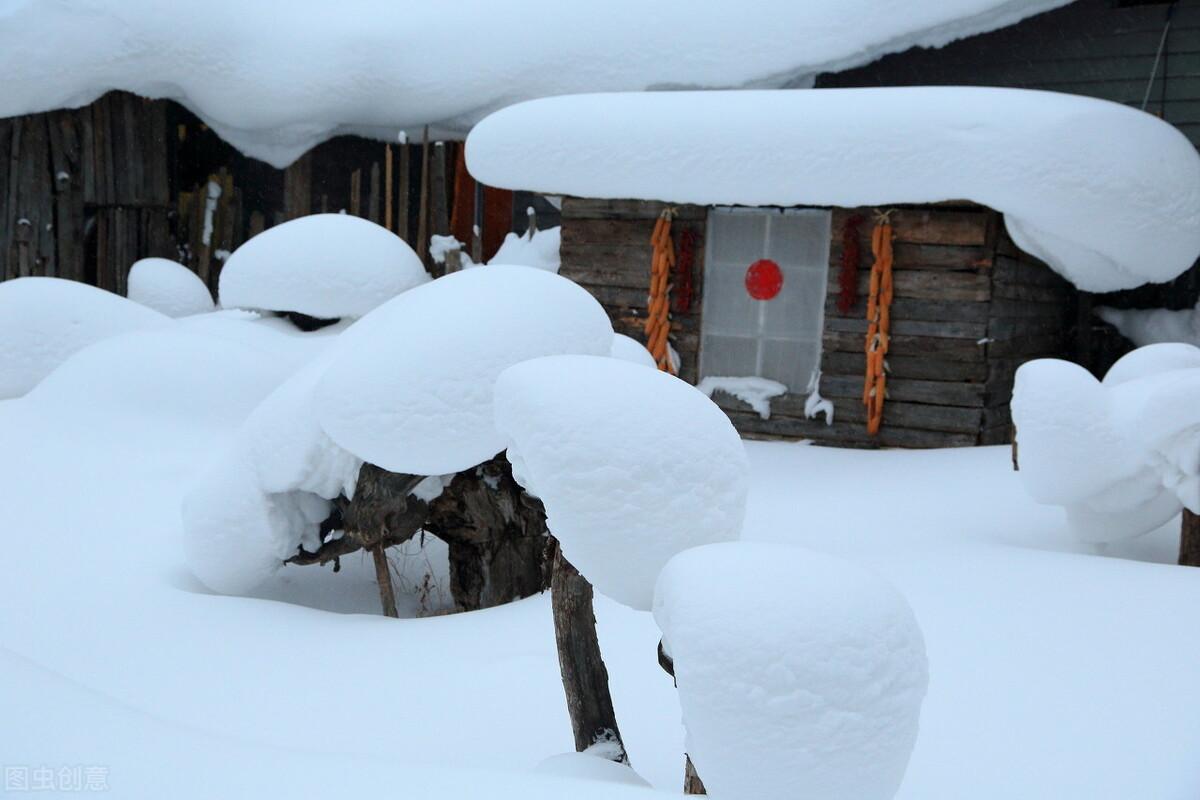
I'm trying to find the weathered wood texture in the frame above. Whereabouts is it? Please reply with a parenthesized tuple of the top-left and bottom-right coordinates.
(561, 199, 1072, 448)
(1180, 509, 1200, 568)
(424, 456, 552, 612)
(560, 197, 705, 383)
(551, 546, 628, 763)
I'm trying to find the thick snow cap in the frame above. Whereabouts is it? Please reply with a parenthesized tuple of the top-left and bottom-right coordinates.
(315, 266, 614, 476)
(494, 355, 749, 610)
(468, 88, 1200, 292)
(653, 542, 928, 800)
(0, 1, 1069, 166)
(0, 277, 168, 398)
(126, 258, 215, 318)
(218, 214, 428, 319)
(1012, 344, 1200, 542)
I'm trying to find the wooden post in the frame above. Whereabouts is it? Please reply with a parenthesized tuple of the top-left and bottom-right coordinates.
(658, 640, 706, 794)
(472, 180, 484, 264)
(550, 545, 628, 764)
(416, 127, 432, 265)
(368, 162, 381, 225)
(384, 144, 393, 232)
(397, 139, 411, 242)
(349, 168, 362, 217)
(371, 544, 399, 618)
(1181, 509, 1200, 567)
(283, 152, 312, 220)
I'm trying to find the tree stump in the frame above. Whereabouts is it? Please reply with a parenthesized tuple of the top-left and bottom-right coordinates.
(551, 545, 628, 764)
(1181, 509, 1200, 567)
(425, 456, 551, 611)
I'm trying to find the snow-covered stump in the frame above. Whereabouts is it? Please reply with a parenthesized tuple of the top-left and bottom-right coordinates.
(424, 456, 552, 612)
(654, 543, 929, 800)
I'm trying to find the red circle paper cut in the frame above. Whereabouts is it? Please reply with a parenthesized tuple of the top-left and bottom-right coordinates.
(745, 259, 783, 300)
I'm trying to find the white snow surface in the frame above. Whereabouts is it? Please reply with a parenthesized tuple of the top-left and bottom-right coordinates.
(494, 355, 749, 610)
(1097, 303, 1200, 349)
(126, 258, 216, 318)
(0, 277, 168, 398)
(316, 265, 614, 476)
(490, 227, 561, 273)
(697, 375, 788, 420)
(4, 365, 1200, 800)
(468, 88, 1200, 292)
(218, 214, 428, 319)
(1012, 344, 1200, 541)
(0, 0, 1070, 166)
(609, 333, 657, 369)
(654, 542, 928, 800)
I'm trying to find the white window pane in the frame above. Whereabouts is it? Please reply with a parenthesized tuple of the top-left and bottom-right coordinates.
(768, 211, 832, 267)
(762, 264, 827, 339)
(708, 210, 766, 266)
(702, 268, 762, 337)
(760, 338, 820, 393)
(701, 335, 758, 378)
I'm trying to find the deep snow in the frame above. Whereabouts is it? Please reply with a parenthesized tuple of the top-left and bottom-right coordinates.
(0, 0, 1071, 165)
(467, 88, 1200, 291)
(1, 377, 1197, 797)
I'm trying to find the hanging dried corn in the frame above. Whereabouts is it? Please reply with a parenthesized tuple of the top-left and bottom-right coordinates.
(645, 209, 678, 375)
(862, 212, 895, 436)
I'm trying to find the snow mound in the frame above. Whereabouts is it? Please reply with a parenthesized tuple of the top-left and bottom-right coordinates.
(1097, 303, 1200, 349)
(1013, 345, 1200, 541)
(183, 360, 361, 595)
(534, 753, 652, 788)
(0, 277, 169, 398)
(28, 327, 301, 430)
(490, 227, 561, 273)
(609, 334, 657, 368)
(0, 1, 1069, 166)
(316, 266, 614, 476)
(126, 258, 215, 318)
(218, 214, 428, 319)
(468, 88, 1200, 292)
(653, 542, 928, 800)
(494, 355, 748, 610)
(698, 376, 788, 420)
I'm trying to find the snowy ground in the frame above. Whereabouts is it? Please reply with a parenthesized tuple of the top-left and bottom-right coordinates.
(2, 384, 1197, 798)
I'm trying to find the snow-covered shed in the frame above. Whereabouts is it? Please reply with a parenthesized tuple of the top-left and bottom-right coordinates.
(467, 88, 1200, 448)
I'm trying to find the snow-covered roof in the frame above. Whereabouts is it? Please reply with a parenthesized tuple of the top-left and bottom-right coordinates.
(467, 88, 1200, 292)
(0, 0, 1069, 166)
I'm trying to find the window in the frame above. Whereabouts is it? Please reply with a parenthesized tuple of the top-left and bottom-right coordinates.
(700, 207, 831, 393)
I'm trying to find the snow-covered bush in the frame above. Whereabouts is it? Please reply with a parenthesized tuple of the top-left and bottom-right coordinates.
(489, 227, 561, 272)
(0, 277, 169, 399)
(653, 542, 928, 800)
(315, 265, 614, 476)
(218, 214, 429, 319)
(126, 257, 215, 317)
(1012, 344, 1200, 542)
(494, 354, 748, 609)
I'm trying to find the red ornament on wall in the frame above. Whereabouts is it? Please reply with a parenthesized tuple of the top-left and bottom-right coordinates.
(745, 259, 783, 300)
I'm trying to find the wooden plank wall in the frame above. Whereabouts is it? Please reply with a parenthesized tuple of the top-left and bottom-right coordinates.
(818, 0, 1200, 148)
(717, 206, 1000, 448)
(558, 198, 706, 384)
(557, 198, 1057, 449)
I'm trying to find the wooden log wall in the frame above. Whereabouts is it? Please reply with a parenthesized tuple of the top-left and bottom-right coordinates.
(560, 199, 1071, 449)
(558, 198, 706, 384)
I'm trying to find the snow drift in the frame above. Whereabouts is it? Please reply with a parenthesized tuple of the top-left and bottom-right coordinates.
(1097, 303, 1200, 350)
(218, 214, 428, 319)
(0, 0, 1070, 166)
(468, 88, 1200, 292)
(654, 542, 928, 800)
(1012, 344, 1200, 542)
(494, 355, 749, 610)
(0, 277, 169, 398)
(315, 266, 614, 476)
(126, 258, 215, 318)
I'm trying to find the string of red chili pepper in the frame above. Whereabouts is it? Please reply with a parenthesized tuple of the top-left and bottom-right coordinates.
(837, 214, 865, 315)
(672, 230, 697, 314)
